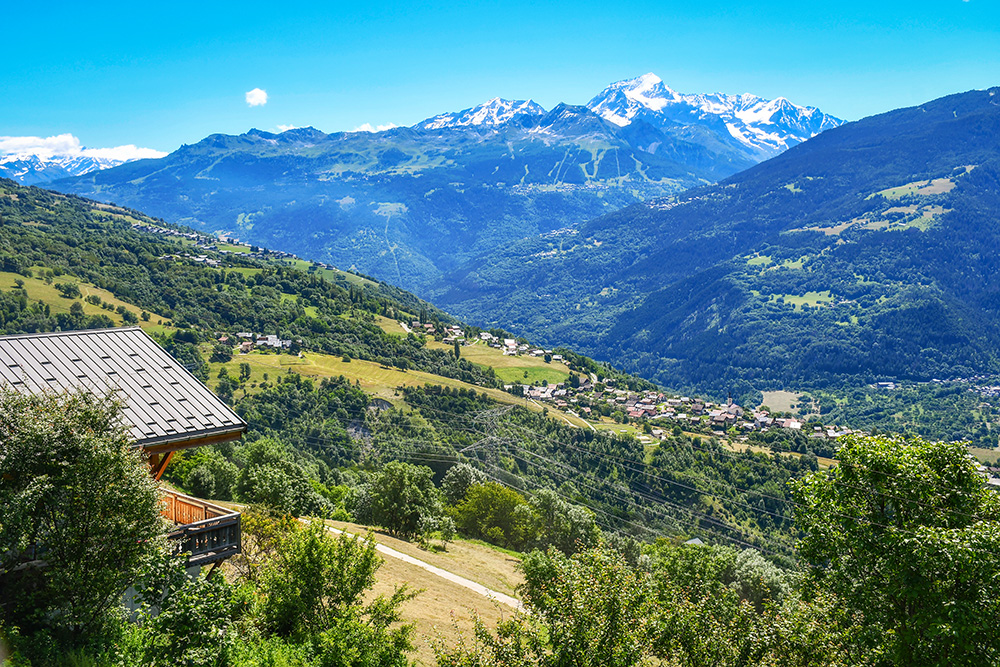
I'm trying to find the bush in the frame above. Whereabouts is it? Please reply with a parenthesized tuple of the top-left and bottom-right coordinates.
(0, 390, 163, 644)
(453, 482, 538, 549)
(367, 461, 441, 539)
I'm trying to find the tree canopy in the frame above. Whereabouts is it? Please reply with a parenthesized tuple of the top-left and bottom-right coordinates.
(0, 389, 163, 640)
(792, 433, 1000, 665)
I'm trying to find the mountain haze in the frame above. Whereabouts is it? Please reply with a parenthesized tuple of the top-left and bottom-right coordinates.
(435, 86, 1000, 396)
(51, 75, 840, 294)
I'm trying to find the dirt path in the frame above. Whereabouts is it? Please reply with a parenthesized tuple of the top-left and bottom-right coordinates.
(323, 525, 523, 610)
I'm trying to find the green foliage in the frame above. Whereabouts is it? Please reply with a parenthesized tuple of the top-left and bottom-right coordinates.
(210, 342, 233, 363)
(520, 547, 655, 666)
(234, 437, 333, 516)
(0, 180, 494, 388)
(435, 545, 847, 667)
(453, 483, 537, 550)
(366, 461, 442, 539)
(54, 281, 81, 298)
(792, 433, 1000, 665)
(441, 462, 488, 505)
(130, 549, 244, 666)
(256, 521, 416, 660)
(0, 390, 163, 642)
(528, 489, 600, 555)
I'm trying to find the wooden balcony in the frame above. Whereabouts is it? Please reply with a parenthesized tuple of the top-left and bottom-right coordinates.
(161, 489, 241, 567)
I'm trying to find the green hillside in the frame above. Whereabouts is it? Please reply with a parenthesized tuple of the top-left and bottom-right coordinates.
(432, 87, 1000, 441)
(0, 178, 811, 556)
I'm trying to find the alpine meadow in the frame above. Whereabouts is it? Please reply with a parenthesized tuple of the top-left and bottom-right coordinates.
(3, 3, 1000, 666)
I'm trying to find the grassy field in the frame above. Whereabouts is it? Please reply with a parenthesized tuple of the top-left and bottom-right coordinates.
(374, 315, 410, 336)
(760, 390, 799, 414)
(325, 521, 523, 666)
(970, 447, 1000, 464)
(433, 341, 573, 385)
(205, 349, 588, 428)
(0, 269, 172, 336)
(874, 177, 956, 200)
(747, 254, 773, 267)
(769, 290, 834, 311)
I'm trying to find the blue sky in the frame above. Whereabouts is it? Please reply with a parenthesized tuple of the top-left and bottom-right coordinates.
(2, 0, 997, 153)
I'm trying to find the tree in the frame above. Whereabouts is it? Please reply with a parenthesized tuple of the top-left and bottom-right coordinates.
(0, 390, 163, 640)
(529, 488, 600, 555)
(210, 342, 233, 363)
(454, 339, 461, 359)
(234, 438, 331, 516)
(791, 433, 1000, 665)
(441, 462, 488, 505)
(257, 520, 416, 664)
(368, 461, 441, 539)
(453, 482, 537, 549)
(54, 281, 81, 298)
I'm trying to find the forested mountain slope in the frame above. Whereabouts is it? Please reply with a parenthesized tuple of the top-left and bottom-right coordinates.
(48, 76, 840, 295)
(0, 178, 811, 557)
(436, 86, 1000, 396)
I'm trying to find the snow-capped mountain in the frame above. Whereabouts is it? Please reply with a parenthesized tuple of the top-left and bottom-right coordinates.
(0, 135, 166, 185)
(0, 154, 129, 185)
(417, 98, 546, 130)
(586, 73, 843, 159)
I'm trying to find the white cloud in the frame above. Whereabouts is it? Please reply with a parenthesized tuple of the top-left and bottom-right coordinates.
(0, 133, 82, 159)
(277, 124, 298, 132)
(82, 145, 167, 161)
(246, 88, 268, 107)
(352, 122, 399, 133)
(0, 134, 166, 161)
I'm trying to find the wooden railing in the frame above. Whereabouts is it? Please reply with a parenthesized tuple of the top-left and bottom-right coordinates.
(161, 489, 241, 567)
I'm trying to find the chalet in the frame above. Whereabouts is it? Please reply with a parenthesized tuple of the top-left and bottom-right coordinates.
(0, 327, 246, 567)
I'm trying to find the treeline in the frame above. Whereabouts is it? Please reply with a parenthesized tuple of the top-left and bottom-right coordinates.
(0, 179, 495, 386)
(161, 376, 813, 560)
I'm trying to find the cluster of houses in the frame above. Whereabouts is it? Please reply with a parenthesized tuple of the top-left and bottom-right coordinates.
(218, 332, 297, 353)
(133, 221, 214, 245)
(509, 378, 858, 439)
(478, 333, 563, 361)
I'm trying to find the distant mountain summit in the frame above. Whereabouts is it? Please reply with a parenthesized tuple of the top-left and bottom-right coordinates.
(417, 98, 546, 129)
(0, 135, 166, 186)
(51, 74, 842, 295)
(586, 73, 843, 160)
(0, 153, 129, 186)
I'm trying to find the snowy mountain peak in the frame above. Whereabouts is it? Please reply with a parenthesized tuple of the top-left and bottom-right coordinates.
(417, 98, 547, 130)
(587, 72, 681, 126)
(586, 75, 843, 158)
(0, 133, 166, 185)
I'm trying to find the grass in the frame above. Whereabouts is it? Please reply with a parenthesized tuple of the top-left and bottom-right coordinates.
(374, 315, 410, 336)
(873, 177, 956, 200)
(747, 254, 773, 267)
(970, 447, 1000, 465)
(0, 269, 172, 334)
(205, 349, 586, 427)
(760, 390, 799, 414)
(768, 291, 833, 311)
(322, 520, 523, 665)
(435, 341, 572, 385)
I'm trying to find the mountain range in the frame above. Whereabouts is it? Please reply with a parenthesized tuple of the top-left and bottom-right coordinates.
(49, 74, 841, 293)
(433, 86, 1000, 398)
(0, 153, 132, 186)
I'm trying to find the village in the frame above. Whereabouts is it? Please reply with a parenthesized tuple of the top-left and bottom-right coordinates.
(421, 327, 857, 441)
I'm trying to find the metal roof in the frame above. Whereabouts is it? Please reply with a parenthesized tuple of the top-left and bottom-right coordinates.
(0, 327, 245, 448)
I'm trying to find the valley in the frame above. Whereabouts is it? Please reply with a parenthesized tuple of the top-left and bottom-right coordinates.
(4, 70, 1000, 667)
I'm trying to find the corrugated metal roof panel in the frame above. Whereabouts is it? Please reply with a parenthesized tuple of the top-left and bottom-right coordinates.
(0, 327, 245, 448)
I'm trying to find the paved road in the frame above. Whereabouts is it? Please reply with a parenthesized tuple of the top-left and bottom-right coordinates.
(323, 525, 523, 611)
